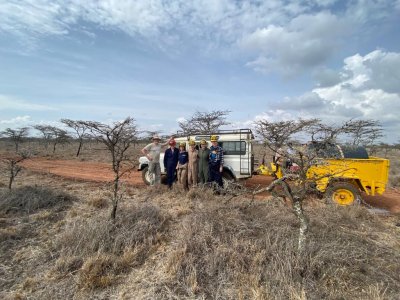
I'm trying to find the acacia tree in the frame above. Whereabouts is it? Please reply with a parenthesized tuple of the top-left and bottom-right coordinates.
(178, 110, 231, 135)
(1, 151, 31, 189)
(253, 119, 321, 251)
(1, 127, 30, 152)
(33, 125, 69, 153)
(342, 119, 383, 146)
(33, 125, 54, 150)
(253, 118, 383, 251)
(61, 119, 89, 156)
(84, 117, 138, 220)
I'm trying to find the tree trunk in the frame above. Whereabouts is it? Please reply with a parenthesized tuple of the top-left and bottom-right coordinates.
(8, 174, 14, 190)
(292, 197, 309, 252)
(111, 174, 120, 221)
(76, 140, 83, 157)
(281, 181, 309, 252)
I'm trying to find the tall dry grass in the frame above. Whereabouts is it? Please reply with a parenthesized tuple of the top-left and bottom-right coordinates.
(0, 186, 76, 214)
(1, 170, 399, 300)
(149, 198, 400, 300)
(54, 204, 169, 289)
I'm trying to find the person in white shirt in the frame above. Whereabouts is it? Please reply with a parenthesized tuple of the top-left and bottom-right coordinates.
(141, 135, 162, 185)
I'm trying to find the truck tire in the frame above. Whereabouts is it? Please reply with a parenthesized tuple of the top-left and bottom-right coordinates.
(222, 170, 235, 187)
(325, 182, 361, 206)
(142, 166, 167, 185)
(141, 166, 151, 185)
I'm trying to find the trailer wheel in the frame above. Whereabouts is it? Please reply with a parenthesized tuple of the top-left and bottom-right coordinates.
(141, 166, 151, 185)
(325, 182, 361, 206)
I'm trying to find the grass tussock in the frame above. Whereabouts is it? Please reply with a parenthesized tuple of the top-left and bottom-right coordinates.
(157, 201, 400, 300)
(87, 196, 108, 209)
(55, 204, 169, 289)
(0, 186, 76, 214)
(186, 186, 215, 201)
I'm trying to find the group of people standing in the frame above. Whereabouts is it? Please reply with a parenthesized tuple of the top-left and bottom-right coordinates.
(141, 134, 224, 190)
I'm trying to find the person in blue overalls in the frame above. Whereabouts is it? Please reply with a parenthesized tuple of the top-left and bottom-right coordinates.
(163, 139, 179, 189)
(208, 135, 224, 188)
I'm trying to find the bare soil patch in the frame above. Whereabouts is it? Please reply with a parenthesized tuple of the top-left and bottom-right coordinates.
(21, 157, 145, 186)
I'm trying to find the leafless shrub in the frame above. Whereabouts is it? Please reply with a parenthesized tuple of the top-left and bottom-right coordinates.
(1, 151, 31, 189)
(84, 117, 138, 220)
(0, 186, 75, 214)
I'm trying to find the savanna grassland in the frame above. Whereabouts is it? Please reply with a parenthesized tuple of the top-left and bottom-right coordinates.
(1, 139, 400, 299)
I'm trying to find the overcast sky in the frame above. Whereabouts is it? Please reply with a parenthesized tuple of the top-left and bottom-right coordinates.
(0, 0, 399, 142)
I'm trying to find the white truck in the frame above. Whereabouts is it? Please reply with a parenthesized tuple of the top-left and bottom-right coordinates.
(138, 129, 255, 185)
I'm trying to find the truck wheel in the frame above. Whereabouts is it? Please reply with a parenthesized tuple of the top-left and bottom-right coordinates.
(325, 182, 361, 206)
(222, 171, 235, 187)
(141, 166, 151, 185)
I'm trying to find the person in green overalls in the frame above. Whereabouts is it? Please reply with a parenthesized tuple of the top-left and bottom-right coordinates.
(198, 139, 210, 185)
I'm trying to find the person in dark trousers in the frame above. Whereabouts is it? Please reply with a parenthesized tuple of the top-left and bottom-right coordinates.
(163, 140, 179, 189)
(208, 135, 224, 188)
(198, 139, 210, 184)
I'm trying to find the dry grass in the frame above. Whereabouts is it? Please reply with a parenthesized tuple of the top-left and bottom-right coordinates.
(0, 148, 399, 299)
(0, 186, 76, 215)
(86, 195, 108, 208)
(0, 139, 147, 164)
(150, 200, 400, 300)
(53, 204, 169, 289)
(389, 159, 400, 188)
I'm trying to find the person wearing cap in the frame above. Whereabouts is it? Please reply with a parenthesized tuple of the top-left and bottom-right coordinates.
(198, 139, 210, 184)
(141, 135, 163, 185)
(187, 140, 199, 187)
(208, 135, 224, 188)
(163, 139, 179, 189)
(176, 142, 189, 190)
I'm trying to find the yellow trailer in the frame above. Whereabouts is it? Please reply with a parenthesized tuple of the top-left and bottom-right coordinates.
(255, 146, 390, 206)
(307, 157, 390, 205)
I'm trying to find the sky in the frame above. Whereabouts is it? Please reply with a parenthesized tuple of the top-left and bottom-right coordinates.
(0, 0, 399, 142)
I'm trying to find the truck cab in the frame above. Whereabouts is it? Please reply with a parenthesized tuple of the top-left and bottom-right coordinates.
(138, 129, 255, 185)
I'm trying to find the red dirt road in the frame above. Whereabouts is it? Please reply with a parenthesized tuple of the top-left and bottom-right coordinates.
(21, 158, 400, 214)
(22, 157, 145, 186)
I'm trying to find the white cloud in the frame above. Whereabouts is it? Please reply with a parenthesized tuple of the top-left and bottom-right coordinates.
(0, 1, 398, 74)
(251, 50, 400, 142)
(240, 11, 349, 75)
(0, 116, 32, 133)
(0, 115, 31, 124)
(0, 95, 57, 111)
(176, 117, 186, 123)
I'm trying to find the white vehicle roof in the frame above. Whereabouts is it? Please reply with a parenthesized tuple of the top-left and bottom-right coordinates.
(174, 129, 254, 143)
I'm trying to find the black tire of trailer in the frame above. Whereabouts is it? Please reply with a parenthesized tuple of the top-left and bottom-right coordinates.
(325, 182, 361, 206)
